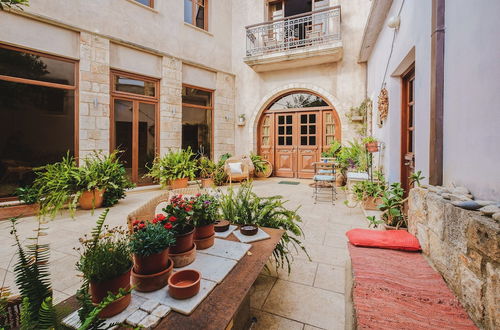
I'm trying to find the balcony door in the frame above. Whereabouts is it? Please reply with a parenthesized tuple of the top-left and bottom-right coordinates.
(111, 71, 159, 185)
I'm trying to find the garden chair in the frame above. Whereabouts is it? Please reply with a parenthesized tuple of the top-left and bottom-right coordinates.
(224, 157, 250, 185)
(313, 161, 336, 204)
(0, 295, 21, 329)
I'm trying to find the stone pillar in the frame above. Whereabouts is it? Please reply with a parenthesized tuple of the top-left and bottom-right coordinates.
(159, 56, 182, 156)
(213, 72, 235, 160)
(79, 32, 110, 159)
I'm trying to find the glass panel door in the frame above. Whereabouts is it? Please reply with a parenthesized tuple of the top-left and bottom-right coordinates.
(113, 99, 134, 181)
(138, 102, 156, 185)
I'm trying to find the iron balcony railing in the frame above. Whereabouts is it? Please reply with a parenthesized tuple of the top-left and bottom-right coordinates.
(245, 6, 341, 57)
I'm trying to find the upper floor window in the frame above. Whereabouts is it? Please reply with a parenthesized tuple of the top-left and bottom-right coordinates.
(184, 0, 208, 30)
(133, 0, 154, 8)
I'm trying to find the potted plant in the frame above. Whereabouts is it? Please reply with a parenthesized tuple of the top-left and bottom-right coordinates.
(237, 114, 246, 126)
(191, 193, 219, 249)
(129, 220, 176, 292)
(146, 148, 198, 189)
(76, 210, 133, 318)
(363, 136, 379, 153)
(198, 156, 216, 188)
(352, 172, 387, 210)
(379, 183, 407, 230)
(250, 153, 272, 178)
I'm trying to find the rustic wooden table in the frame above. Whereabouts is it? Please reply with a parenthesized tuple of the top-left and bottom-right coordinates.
(58, 227, 284, 330)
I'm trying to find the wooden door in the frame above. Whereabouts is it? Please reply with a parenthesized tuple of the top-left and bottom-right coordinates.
(274, 113, 296, 177)
(401, 67, 415, 193)
(297, 112, 320, 178)
(258, 114, 275, 165)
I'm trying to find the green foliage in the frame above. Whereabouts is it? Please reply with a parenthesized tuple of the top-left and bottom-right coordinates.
(32, 153, 79, 219)
(212, 153, 232, 186)
(15, 185, 38, 205)
(161, 195, 194, 235)
(76, 209, 132, 283)
(321, 140, 342, 158)
(146, 148, 198, 187)
(366, 216, 384, 229)
(362, 136, 378, 144)
(379, 183, 407, 228)
(346, 98, 371, 136)
(218, 184, 309, 274)
(409, 170, 425, 187)
(336, 140, 369, 173)
(38, 297, 57, 330)
(198, 156, 216, 179)
(249, 153, 268, 174)
(0, 0, 29, 10)
(191, 194, 219, 227)
(129, 223, 176, 257)
(351, 172, 387, 201)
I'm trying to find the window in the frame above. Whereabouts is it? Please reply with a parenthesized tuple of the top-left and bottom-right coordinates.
(133, 0, 154, 8)
(182, 85, 213, 158)
(184, 0, 208, 30)
(268, 92, 328, 110)
(0, 45, 76, 199)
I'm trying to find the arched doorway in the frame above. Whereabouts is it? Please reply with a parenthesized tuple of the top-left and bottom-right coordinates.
(257, 91, 341, 178)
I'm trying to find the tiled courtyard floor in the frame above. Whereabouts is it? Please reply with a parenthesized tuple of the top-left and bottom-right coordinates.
(0, 178, 367, 329)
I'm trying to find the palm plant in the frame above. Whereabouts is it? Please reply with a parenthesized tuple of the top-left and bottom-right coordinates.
(249, 153, 268, 174)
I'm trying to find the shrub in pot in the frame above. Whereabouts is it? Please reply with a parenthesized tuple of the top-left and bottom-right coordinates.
(129, 220, 176, 292)
(145, 148, 198, 189)
(191, 193, 219, 249)
(198, 156, 216, 188)
(362, 136, 379, 153)
(161, 194, 195, 255)
(76, 210, 133, 318)
(352, 172, 387, 210)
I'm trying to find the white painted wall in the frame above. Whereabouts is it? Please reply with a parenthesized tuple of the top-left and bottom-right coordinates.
(366, 0, 432, 184)
(443, 0, 500, 200)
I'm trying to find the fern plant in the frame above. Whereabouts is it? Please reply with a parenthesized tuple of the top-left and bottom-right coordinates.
(146, 148, 198, 187)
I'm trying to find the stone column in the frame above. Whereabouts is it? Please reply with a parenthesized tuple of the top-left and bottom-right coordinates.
(79, 32, 110, 159)
(213, 72, 235, 159)
(159, 56, 183, 156)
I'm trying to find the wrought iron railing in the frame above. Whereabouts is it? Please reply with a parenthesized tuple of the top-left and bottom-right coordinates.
(245, 6, 341, 57)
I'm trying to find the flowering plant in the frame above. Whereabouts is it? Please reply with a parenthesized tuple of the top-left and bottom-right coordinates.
(191, 193, 219, 227)
(129, 222, 175, 257)
(161, 195, 195, 235)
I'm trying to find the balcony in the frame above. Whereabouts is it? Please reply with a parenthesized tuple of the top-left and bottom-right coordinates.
(244, 6, 342, 72)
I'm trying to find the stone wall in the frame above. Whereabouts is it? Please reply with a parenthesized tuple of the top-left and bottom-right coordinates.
(213, 72, 236, 159)
(79, 32, 111, 159)
(408, 187, 500, 329)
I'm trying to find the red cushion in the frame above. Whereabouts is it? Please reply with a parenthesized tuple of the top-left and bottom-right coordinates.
(346, 229, 421, 251)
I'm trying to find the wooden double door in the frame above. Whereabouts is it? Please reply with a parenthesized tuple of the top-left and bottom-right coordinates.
(258, 109, 338, 178)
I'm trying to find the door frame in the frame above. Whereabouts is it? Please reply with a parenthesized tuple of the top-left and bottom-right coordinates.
(400, 65, 415, 193)
(110, 70, 159, 185)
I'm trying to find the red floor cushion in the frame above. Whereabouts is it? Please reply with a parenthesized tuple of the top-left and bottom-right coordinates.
(346, 228, 421, 251)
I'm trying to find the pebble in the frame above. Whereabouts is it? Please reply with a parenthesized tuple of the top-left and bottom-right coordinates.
(441, 193, 452, 200)
(126, 309, 148, 327)
(138, 314, 161, 329)
(492, 212, 500, 222)
(475, 200, 496, 207)
(449, 194, 472, 202)
(479, 205, 500, 216)
(452, 201, 481, 210)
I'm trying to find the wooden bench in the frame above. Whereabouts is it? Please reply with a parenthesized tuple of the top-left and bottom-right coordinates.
(346, 244, 478, 329)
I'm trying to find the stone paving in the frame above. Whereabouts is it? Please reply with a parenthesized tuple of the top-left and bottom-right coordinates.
(0, 178, 368, 329)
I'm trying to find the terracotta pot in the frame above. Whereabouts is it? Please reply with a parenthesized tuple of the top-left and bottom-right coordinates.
(168, 269, 201, 299)
(335, 173, 345, 187)
(194, 224, 215, 240)
(240, 224, 258, 236)
(194, 234, 215, 250)
(200, 178, 214, 188)
(214, 220, 230, 232)
(90, 268, 131, 318)
(365, 142, 379, 153)
(79, 189, 105, 210)
(133, 248, 170, 275)
(170, 226, 195, 254)
(131, 257, 173, 292)
(170, 178, 188, 189)
(169, 243, 197, 268)
(362, 197, 382, 211)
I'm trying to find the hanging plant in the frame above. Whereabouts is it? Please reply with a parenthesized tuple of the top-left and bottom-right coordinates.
(378, 87, 389, 127)
(345, 98, 372, 136)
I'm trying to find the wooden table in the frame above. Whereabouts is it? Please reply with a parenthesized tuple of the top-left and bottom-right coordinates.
(58, 227, 284, 330)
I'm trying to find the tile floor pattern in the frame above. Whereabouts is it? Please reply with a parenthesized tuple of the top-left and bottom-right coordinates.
(0, 178, 368, 329)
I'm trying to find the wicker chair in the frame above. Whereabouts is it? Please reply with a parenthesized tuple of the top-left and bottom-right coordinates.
(224, 157, 250, 185)
(0, 295, 22, 329)
(126, 187, 203, 232)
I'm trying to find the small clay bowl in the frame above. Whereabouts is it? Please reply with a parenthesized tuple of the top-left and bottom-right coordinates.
(168, 269, 201, 299)
(214, 220, 230, 232)
(240, 224, 258, 236)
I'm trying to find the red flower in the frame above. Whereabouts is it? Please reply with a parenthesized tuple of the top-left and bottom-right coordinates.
(169, 216, 177, 222)
(164, 223, 173, 230)
(139, 223, 146, 229)
(132, 220, 139, 226)
(196, 193, 201, 197)
(156, 214, 166, 221)
(152, 218, 159, 224)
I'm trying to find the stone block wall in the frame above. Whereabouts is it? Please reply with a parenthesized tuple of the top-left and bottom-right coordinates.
(213, 72, 235, 160)
(408, 187, 500, 329)
(79, 32, 110, 159)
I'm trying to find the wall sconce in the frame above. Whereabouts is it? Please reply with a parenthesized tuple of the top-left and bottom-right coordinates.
(387, 16, 400, 30)
(237, 114, 246, 126)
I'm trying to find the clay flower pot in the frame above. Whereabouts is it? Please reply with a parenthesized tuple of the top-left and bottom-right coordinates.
(170, 226, 195, 254)
(90, 268, 131, 318)
(361, 197, 382, 211)
(169, 244, 197, 268)
(335, 173, 345, 187)
(131, 257, 174, 292)
(194, 234, 215, 250)
(240, 224, 258, 236)
(79, 188, 105, 210)
(133, 248, 170, 275)
(214, 220, 230, 232)
(168, 269, 201, 299)
(200, 178, 214, 188)
(170, 177, 188, 189)
(194, 224, 215, 240)
(365, 142, 379, 153)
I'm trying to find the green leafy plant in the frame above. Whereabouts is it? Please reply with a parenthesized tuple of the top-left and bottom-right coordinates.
(212, 153, 232, 186)
(218, 184, 309, 273)
(366, 215, 384, 228)
(129, 222, 175, 257)
(146, 148, 198, 187)
(409, 170, 425, 187)
(362, 136, 378, 144)
(336, 140, 369, 174)
(198, 156, 216, 179)
(191, 194, 219, 227)
(321, 140, 342, 158)
(351, 171, 387, 201)
(379, 183, 407, 228)
(346, 98, 371, 135)
(249, 153, 268, 174)
(15, 185, 38, 205)
(0, 0, 29, 10)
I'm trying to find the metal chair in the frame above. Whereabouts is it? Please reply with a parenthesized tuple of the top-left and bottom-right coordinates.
(313, 161, 336, 204)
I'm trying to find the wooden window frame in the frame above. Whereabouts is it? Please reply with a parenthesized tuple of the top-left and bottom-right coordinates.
(401, 65, 416, 193)
(110, 70, 160, 185)
(133, 0, 154, 8)
(186, 0, 209, 31)
(181, 83, 214, 158)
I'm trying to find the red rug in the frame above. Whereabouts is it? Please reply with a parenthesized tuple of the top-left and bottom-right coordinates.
(349, 244, 477, 329)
